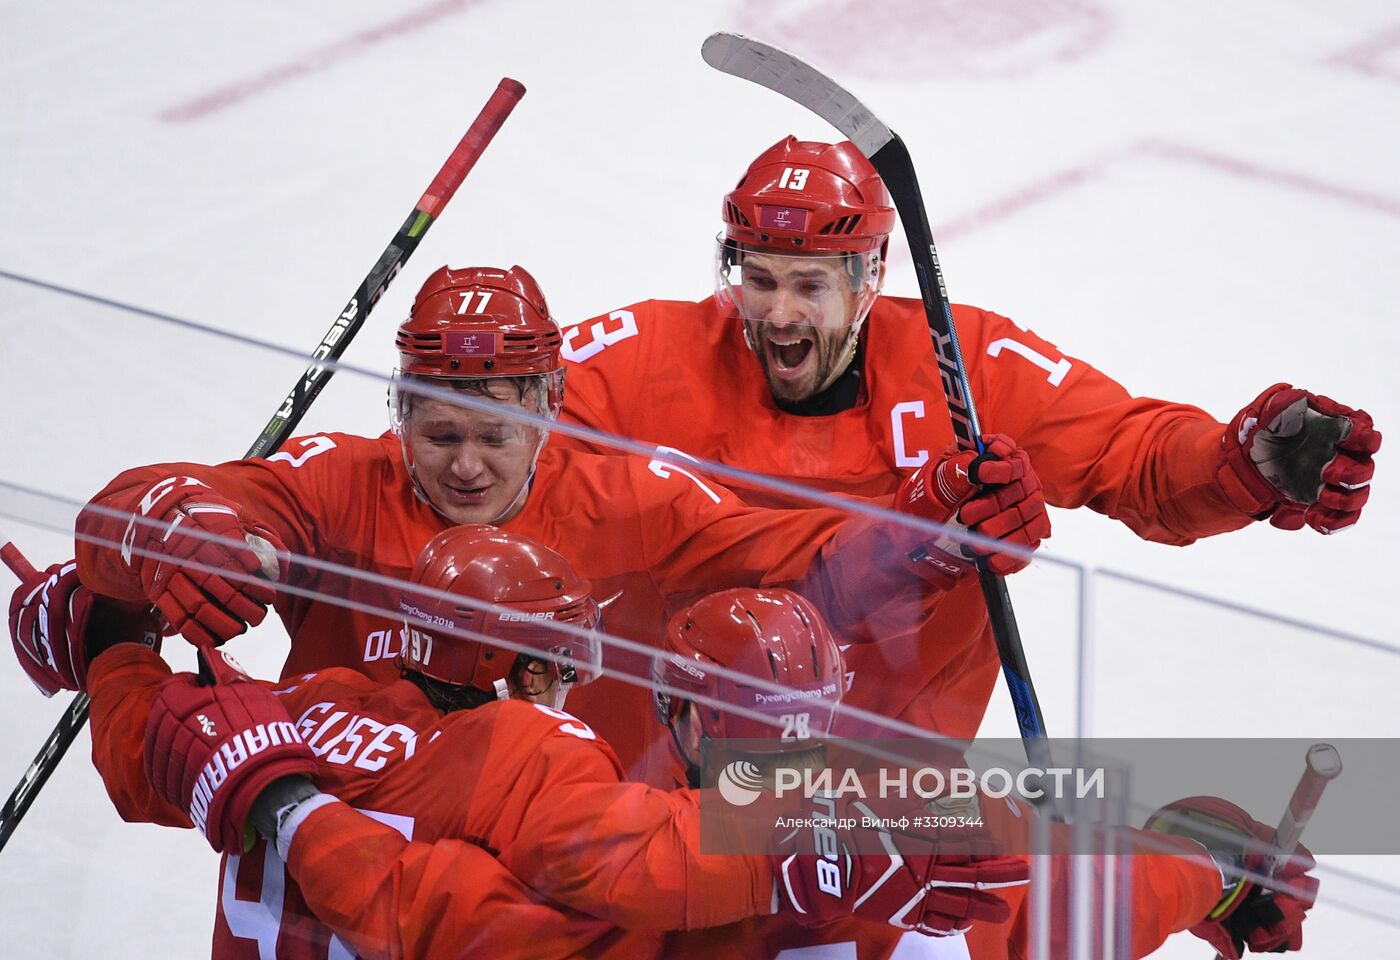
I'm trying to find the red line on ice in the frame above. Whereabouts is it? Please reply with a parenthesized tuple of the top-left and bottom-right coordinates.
(159, 0, 481, 123)
(937, 140, 1400, 240)
(1327, 23, 1400, 86)
(1139, 140, 1400, 221)
(936, 161, 1108, 239)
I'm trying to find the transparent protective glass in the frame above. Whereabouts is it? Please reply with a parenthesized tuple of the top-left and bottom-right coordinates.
(1080, 569, 1400, 959)
(3, 270, 1398, 960)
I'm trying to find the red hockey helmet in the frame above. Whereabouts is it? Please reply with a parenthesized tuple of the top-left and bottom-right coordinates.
(394, 264, 565, 416)
(653, 588, 845, 752)
(399, 525, 601, 702)
(722, 137, 896, 255)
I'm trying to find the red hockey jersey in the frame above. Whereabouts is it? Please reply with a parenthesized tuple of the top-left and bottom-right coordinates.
(76, 435, 920, 787)
(86, 644, 771, 959)
(557, 296, 1255, 739)
(87, 647, 1219, 960)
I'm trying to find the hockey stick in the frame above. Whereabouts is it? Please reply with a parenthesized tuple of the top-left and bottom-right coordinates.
(1264, 742, 1342, 876)
(1, 543, 38, 581)
(0, 77, 525, 852)
(1211, 742, 1341, 959)
(701, 33, 1052, 766)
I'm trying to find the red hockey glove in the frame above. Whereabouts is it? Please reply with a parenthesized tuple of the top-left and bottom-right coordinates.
(1146, 796, 1319, 959)
(772, 795, 1028, 936)
(8, 558, 160, 696)
(896, 434, 1051, 587)
(144, 651, 315, 853)
(119, 476, 286, 647)
(1218, 383, 1380, 534)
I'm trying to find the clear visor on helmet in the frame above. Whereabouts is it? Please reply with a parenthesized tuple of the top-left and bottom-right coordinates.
(389, 373, 559, 442)
(714, 236, 881, 332)
(389, 375, 562, 436)
(489, 605, 604, 690)
(495, 609, 602, 711)
(401, 594, 603, 703)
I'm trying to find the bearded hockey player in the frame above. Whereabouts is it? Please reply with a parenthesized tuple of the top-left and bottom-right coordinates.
(555, 136, 1381, 741)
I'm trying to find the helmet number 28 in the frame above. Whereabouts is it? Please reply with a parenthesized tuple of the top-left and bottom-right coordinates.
(780, 712, 811, 742)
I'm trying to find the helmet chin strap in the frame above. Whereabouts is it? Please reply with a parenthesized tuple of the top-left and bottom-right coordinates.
(393, 373, 559, 527)
(667, 720, 705, 790)
(809, 250, 881, 393)
(501, 670, 570, 710)
(397, 420, 550, 527)
(744, 299, 870, 397)
(486, 460, 538, 525)
(734, 249, 881, 395)
(811, 316, 866, 395)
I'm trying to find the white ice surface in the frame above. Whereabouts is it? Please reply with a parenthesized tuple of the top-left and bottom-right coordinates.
(1, 1, 1398, 957)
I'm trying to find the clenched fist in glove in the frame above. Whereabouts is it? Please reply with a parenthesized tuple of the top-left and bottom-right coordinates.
(1218, 383, 1380, 534)
(897, 434, 1051, 587)
(8, 556, 160, 696)
(118, 476, 287, 647)
(1146, 796, 1319, 959)
(773, 794, 1029, 936)
(144, 651, 316, 853)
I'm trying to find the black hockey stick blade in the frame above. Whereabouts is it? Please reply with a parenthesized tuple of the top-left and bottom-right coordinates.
(0, 78, 526, 853)
(701, 33, 894, 158)
(703, 32, 1053, 766)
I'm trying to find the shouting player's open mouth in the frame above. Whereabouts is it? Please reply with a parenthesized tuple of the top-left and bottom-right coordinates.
(763, 332, 816, 381)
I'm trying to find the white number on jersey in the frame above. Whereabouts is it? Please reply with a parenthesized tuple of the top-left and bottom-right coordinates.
(777, 935, 972, 957)
(986, 337, 1072, 387)
(532, 702, 597, 740)
(222, 808, 414, 959)
(776, 946, 856, 959)
(560, 309, 639, 363)
(647, 446, 723, 504)
(267, 435, 338, 468)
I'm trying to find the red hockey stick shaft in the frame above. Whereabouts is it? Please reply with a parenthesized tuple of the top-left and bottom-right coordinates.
(246, 76, 525, 459)
(1264, 742, 1343, 877)
(1, 542, 39, 582)
(0, 78, 525, 853)
(416, 78, 525, 217)
(1212, 743, 1342, 960)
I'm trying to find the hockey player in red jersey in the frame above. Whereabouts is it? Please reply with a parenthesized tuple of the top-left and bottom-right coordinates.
(9, 546, 1315, 960)
(554, 136, 1382, 740)
(10, 528, 1029, 958)
(647, 594, 1317, 960)
(73, 263, 1052, 787)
